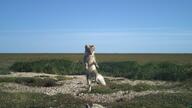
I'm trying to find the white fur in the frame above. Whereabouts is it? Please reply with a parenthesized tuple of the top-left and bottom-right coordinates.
(84, 45, 106, 92)
(88, 63, 97, 72)
(96, 73, 106, 86)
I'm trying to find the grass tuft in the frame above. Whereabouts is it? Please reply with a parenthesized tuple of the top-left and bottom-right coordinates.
(0, 77, 60, 87)
(0, 91, 88, 108)
(109, 93, 192, 108)
(84, 79, 169, 94)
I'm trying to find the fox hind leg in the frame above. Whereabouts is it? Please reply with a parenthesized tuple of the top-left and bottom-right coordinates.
(86, 74, 92, 92)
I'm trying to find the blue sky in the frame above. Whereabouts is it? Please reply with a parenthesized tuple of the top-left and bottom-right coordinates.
(0, 0, 192, 53)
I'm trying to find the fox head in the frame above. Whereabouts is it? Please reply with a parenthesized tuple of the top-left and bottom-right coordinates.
(85, 45, 96, 55)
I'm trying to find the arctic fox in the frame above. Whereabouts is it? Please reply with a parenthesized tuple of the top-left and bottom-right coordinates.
(83, 45, 106, 92)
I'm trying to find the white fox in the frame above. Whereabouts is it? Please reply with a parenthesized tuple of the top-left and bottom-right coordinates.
(83, 45, 106, 92)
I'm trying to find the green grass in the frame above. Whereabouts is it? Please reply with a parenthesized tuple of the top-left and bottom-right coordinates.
(109, 93, 192, 108)
(0, 92, 191, 108)
(1, 54, 192, 79)
(0, 68, 10, 75)
(99, 61, 192, 81)
(0, 77, 60, 87)
(0, 61, 13, 75)
(173, 79, 192, 91)
(85, 78, 192, 94)
(9, 60, 192, 81)
(0, 91, 88, 108)
(9, 59, 84, 75)
(1, 53, 192, 63)
(86, 80, 171, 94)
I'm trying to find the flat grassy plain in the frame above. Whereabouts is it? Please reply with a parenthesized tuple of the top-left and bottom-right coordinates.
(1, 53, 192, 81)
(0, 53, 192, 108)
(0, 53, 192, 63)
(1, 53, 192, 74)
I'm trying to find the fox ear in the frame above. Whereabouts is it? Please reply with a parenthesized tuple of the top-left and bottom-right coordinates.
(92, 45, 96, 49)
(90, 45, 95, 48)
(85, 45, 88, 49)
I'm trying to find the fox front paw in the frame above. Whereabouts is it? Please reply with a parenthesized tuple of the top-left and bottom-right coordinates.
(96, 64, 99, 69)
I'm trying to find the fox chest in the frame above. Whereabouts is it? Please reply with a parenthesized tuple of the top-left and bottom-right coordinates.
(86, 56, 96, 71)
(86, 56, 95, 65)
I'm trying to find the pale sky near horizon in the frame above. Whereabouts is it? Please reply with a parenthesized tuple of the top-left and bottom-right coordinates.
(0, 0, 192, 53)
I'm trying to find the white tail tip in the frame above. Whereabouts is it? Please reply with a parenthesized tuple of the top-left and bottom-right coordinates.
(96, 74, 106, 86)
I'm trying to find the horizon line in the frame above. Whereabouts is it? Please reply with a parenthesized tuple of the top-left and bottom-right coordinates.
(0, 52, 192, 54)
